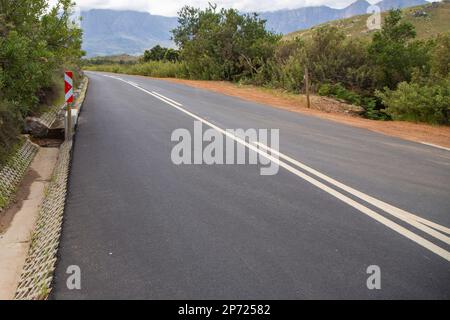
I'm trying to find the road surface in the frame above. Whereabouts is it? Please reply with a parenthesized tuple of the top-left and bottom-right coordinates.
(51, 71, 450, 299)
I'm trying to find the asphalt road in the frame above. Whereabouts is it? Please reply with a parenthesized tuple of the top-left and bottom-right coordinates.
(51, 71, 450, 299)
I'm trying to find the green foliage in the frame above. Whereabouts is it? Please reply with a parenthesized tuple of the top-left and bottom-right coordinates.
(377, 79, 450, 124)
(368, 10, 430, 89)
(429, 33, 450, 80)
(318, 83, 361, 104)
(255, 38, 304, 90)
(172, 4, 280, 80)
(0, 0, 83, 166)
(143, 45, 180, 62)
(0, 100, 21, 165)
(0, 0, 83, 112)
(255, 26, 374, 97)
(305, 26, 374, 91)
(374, 31, 450, 124)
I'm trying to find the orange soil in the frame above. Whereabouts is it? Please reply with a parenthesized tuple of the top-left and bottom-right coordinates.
(162, 78, 450, 149)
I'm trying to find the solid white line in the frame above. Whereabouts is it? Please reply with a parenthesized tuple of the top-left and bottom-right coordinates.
(253, 141, 450, 244)
(151, 91, 183, 106)
(105, 75, 450, 262)
(420, 142, 450, 152)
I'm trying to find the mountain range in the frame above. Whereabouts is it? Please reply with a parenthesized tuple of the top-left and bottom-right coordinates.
(81, 0, 429, 57)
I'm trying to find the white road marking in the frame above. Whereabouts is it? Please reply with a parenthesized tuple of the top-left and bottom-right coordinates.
(253, 141, 450, 243)
(151, 91, 183, 106)
(104, 74, 450, 262)
(420, 142, 450, 152)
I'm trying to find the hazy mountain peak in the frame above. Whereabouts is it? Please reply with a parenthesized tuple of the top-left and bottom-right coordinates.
(82, 0, 428, 57)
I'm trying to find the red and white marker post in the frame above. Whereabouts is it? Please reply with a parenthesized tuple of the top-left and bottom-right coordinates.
(65, 71, 74, 140)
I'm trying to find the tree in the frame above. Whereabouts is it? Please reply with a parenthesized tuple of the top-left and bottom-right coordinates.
(369, 9, 423, 89)
(164, 48, 180, 62)
(143, 45, 166, 61)
(303, 26, 374, 92)
(143, 45, 179, 62)
(171, 4, 280, 80)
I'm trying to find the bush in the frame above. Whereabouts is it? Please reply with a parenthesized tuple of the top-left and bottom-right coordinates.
(172, 5, 280, 81)
(318, 83, 362, 105)
(143, 45, 180, 62)
(377, 80, 450, 124)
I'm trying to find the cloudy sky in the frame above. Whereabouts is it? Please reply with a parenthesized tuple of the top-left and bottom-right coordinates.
(65, 0, 379, 17)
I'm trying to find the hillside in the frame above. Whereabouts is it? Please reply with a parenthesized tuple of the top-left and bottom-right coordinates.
(81, 0, 429, 57)
(285, 0, 450, 40)
(260, 0, 427, 34)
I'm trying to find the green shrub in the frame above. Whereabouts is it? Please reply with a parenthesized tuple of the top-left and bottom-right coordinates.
(318, 83, 360, 104)
(377, 80, 450, 124)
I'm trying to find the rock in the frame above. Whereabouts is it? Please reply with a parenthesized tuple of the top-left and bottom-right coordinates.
(412, 10, 428, 17)
(23, 117, 49, 138)
(313, 96, 365, 116)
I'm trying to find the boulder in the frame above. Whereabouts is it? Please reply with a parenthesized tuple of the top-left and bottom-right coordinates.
(24, 117, 49, 138)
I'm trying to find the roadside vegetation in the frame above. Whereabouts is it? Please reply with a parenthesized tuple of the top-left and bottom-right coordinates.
(0, 0, 84, 166)
(84, 2, 450, 125)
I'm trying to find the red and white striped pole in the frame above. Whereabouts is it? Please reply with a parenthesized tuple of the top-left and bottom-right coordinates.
(65, 71, 74, 140)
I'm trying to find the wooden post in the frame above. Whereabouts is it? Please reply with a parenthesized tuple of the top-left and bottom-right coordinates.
(305, 65, 310, 109)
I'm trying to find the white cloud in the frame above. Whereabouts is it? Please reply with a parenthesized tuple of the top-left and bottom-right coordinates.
(67, 0, 378, 17)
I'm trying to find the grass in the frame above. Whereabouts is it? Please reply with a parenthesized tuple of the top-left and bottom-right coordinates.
(284, 1, 450, 41)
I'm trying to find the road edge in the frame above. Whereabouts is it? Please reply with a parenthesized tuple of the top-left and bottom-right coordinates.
(13, 77, 89, 300)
